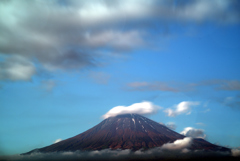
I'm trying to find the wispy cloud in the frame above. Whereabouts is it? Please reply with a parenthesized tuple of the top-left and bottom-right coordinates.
(196, 122, 206, 126)
(126, 81, 178, 92)
(166, 122, 177, 131)
(102, 101, 161, 119)
(159, 122, 177, 131)
(164, 101, 200, 117)
(41, 80, 56, 91)
(88, 71, 110, 85)
(211, 95, 240, 110)
(222, 96, 240, 109)
(126, 79, 240, 93)
(190, 80, 240, 91)
(218, 80, 240, 91)
(202, 108, 210, 113)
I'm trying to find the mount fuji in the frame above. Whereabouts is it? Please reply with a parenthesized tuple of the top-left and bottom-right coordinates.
(24, 114, 230, 154)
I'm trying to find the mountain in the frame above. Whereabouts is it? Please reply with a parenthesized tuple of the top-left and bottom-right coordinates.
(24, 114, 230, 154)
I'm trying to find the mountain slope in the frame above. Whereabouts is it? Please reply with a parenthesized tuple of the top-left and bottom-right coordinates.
(24, 114, 229, 154)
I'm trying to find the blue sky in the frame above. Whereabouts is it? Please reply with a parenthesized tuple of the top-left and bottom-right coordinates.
(0, 0, 240, 155)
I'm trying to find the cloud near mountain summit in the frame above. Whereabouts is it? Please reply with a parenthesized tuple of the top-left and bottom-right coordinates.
(102, 101, 202, 119)
(102, 101, 161, 119)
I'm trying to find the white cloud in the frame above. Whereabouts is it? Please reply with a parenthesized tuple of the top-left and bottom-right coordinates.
(164, 101, 200, 117)
(102, 101, 161, 119)
(71, 0, 152, 26)
(180, 127, 206, 139)
(0, 0, 147, 74)
(0, 0, 239, 81)
(0, 55, 35, 81)
(174, 0, 231, 22)
(54, 139, 62, 144)
(161, 137, 193, 150)
(232, 148, 240, 157)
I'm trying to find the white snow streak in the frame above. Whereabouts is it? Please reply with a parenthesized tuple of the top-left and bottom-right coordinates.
(150, 124, 155, 129)
(132, 118, 135, 125)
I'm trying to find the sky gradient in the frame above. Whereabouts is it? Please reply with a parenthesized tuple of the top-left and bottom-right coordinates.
(0, 0, 240, 155)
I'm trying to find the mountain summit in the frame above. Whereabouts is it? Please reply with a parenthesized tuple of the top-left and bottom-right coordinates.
(24, 114, 229, 154)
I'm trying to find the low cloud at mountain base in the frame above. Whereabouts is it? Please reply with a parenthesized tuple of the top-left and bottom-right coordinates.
(1, 147, 238, 161)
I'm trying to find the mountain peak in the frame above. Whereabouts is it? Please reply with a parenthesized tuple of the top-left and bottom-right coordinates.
(106, 113, 145, 119)
(24, 114, 230, 154)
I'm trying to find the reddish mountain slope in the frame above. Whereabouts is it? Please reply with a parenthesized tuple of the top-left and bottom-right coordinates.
(24, 114, 229, 154)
